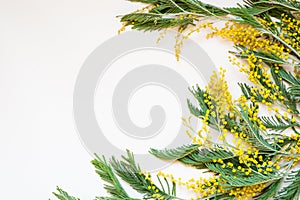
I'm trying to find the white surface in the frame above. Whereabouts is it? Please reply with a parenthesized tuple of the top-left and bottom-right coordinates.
(0, 0, 244, 199)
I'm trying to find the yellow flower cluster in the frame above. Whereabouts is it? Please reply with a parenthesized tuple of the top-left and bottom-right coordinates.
(206, 68, 233, 115)
(288, 134, 300, 165)
(157, 171, 227, 199)
(206, 69, 233, 142)
(139, 170, 165, 199)
(279, 14, 300, 54)
(174, 22, 216, 61)
(207, 22, 288, 58)
(156, 168, 269, 199)
(228, 184, 265, 200)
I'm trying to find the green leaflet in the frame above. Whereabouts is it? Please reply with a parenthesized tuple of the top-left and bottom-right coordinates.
(91, 155, 130, 199)
(151, 144, 236, 169)
(109, 150, 178, 200)
(149, 144, 200, 161)
(289, 84, 300, 99)
(274, 170, 300, 200)
(237, 105, 277, 152)
(178, 147, 236, 166)
(260, 115, 299, 132)
(53, 187, 80, 200)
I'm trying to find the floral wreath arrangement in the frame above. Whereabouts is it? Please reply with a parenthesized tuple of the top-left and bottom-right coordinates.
(53, 0, 300, 199)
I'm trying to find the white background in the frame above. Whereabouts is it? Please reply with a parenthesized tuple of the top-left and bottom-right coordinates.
(0, 0, 244, 199)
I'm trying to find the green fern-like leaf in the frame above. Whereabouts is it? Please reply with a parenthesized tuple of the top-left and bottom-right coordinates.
(91, 155, 130, 199)
(179, 146, 236, 166)
(149, 144, 200, 161)
(96, 197, 138, 200)
(53, 187, 80, 200)
(109, 150, 177, 199)
(260, 115, 299, 132)
(151, 144, 236, 169)
(289, 84, 300, 99)
(274, 169, 300, 200)
(237, 105, 277, 151)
